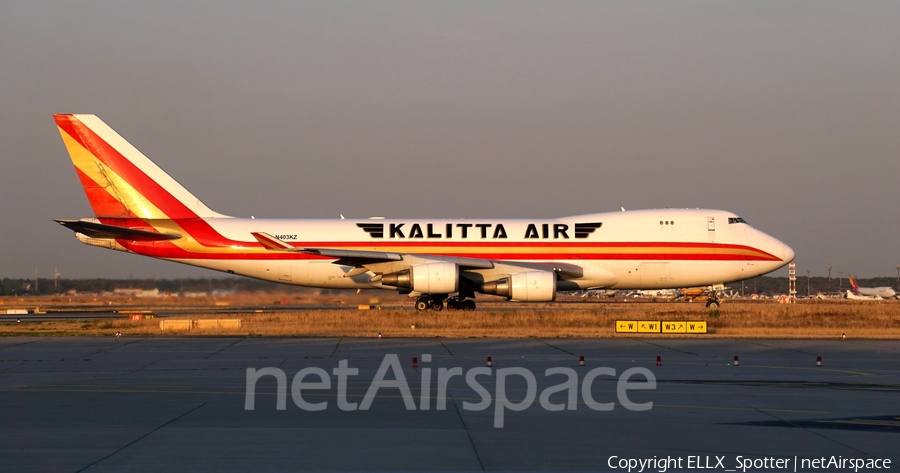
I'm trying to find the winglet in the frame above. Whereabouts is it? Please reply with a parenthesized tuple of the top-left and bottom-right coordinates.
(251, 232, 295, 250)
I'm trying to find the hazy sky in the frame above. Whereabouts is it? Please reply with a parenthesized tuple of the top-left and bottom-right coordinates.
(1, 2, 898, 280)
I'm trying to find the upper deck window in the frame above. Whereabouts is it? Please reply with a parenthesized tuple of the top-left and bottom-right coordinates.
(728, 217, 748, 224)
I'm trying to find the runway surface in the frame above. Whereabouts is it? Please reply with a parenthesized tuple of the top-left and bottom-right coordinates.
(0, 337, 897, 472)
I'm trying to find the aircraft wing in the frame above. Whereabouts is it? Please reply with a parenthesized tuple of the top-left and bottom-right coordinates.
(252, 232, 403, 262)
(301, 248, 404, 262)
(250, 233, 612, 285)
(56, 219, 182, 241)
(303, 247, 495, 270)
(251, 232, 496, 270)
(486, 260, 591, 280)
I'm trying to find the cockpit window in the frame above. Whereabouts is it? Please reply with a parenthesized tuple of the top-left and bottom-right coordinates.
(728, 217, 748, 224)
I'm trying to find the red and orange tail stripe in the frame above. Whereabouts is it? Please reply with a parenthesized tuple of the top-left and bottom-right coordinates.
(54, 114, 213, 221)
(54, 114, 243, 256)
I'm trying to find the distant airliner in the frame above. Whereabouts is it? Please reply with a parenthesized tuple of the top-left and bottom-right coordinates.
(847, 274, 896, 299)
(53, 114, 794, 310)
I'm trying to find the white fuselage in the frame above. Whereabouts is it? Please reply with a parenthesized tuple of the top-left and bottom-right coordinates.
(137, 208, 792, 291)
(853, 286, 897, 299)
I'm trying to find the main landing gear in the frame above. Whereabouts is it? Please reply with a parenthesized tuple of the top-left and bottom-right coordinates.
(415, 295, 476, 311)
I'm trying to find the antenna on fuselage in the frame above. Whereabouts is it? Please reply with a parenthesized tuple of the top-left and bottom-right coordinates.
(620, 207, 626, 212)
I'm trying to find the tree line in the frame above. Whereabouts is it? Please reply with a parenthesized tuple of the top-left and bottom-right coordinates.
(2, 275, 897, 297)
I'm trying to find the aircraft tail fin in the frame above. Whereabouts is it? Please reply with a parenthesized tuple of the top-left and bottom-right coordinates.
(54, 114, 230, 220)
(848, 274, 860, 293)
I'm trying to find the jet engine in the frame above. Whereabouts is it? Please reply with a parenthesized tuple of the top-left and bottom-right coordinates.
(481, 270, 557, 301)
(381, 262, 459, 294)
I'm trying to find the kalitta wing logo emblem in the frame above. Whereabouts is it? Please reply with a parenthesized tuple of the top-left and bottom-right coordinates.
(574, 222, 602, 239)
(357, 223, 384, 238)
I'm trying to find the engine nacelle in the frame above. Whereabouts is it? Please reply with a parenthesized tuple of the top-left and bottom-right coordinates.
(381, 262, 459, 294)
(481, 270, 557, 302)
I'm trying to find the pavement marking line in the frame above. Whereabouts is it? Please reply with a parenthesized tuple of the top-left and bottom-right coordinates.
(644, 360, 875, 377)
(537, 339, 575, 355)
(76, 401, 209, 473)
(728, 364, 874, 377)
(654, 404, 831, 414)
(0, 338, 47, 350)
(666, 379, 896, 389)
(743, 339, 818, 356)
(14, 387, 248, 396)
(104, 337, 148, 352)
(204, 337, 247, 359)
(437, 339, 454, 357)
(636, 339, 698, 355)
(447, 388, 485, 471)
(123, 358, 162, 376)
(0, 362, 25, 374)
(846, 340, 900, 353)
(747, 406, 872, 458)
(8, 386, 832, 414)
(16, 382, 898, 402)
(80, 338, 148, 359)
(329, 337, 343, 358)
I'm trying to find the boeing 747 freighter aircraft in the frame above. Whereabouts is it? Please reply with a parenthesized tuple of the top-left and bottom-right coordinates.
(54, 114, 794, 310)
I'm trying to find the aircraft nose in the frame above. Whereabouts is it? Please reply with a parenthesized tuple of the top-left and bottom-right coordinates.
(747, 228, 793, 269)
(782, 243, 795, 263)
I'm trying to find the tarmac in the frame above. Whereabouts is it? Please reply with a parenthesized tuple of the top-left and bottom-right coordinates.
(0, 337, 897, 472)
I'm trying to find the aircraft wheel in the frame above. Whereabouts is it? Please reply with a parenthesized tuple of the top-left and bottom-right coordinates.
(706, 300, 719, 309)
(446, 299, 461, 310)
(462, 300, 476, 311)
(415, 300, 429, 311)
(431, 301, 444, 311)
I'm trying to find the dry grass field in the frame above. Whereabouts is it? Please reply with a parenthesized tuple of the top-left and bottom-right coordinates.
(2, 293, 898, 338)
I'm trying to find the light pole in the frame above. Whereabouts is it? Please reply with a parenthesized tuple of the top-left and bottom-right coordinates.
(896, 264, 900, 292)
(838, 271, 843, 292)
(827, 264, 832, 281)
(806, 270, 811, 298)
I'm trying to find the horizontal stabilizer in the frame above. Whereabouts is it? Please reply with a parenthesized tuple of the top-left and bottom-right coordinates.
(55, 219, 182, 241)
(251, 232, 297, 250)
